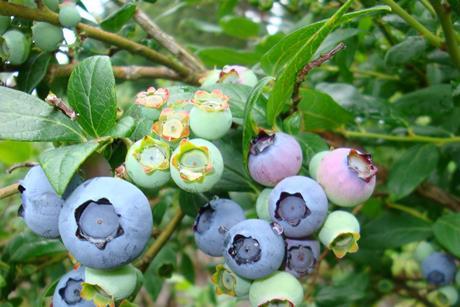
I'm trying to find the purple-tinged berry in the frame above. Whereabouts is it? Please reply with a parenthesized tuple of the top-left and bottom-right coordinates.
(125, 136, 170, 190)
(248, 131, 303, 187)
(316, 148, 377, 207)
(421, 252, 456, 286)
(211, 264, 251, 297)
(269, 176, 328, 238)
(190, 89, 232, 140)
(284, 238, 320, 278)
(170, 138, 223, 193)
(193, 198, 245, 256)
(52, 266, 95, 307)
(319, 210, 360, 258)
(59, 177, 152, 269)
(249, 271, 304, 306)
(223, 219, 284, 280)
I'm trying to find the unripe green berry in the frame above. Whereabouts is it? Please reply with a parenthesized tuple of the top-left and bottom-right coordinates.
(249, 271, 303, 306)
(125, 136, 171, 190)
(413, 241, 435, 263)
(1, 30, 31, 65)
(0, 16, 11, 35)
(85, 264, 142, 301)
(44, 0, 60, 12)
(309, 150, 329, 180)
(32, 22, 64, 51)
(255, 188, 272, 221)
(59, 3, 81, 28)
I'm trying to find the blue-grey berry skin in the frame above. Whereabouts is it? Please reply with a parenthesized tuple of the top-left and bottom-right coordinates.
(284, 238, 320, 278)
(269, 176, 328, 238)
(194, 198, 245, 257)
(52, 266, 95, 307)
(18, 166, 80, 238)
(59, 177, 153, 269)
(223, 219, 285, 280)
(422, 252, 456, 286)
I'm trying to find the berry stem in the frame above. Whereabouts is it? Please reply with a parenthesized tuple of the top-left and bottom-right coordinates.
(0, 183, 19, 200)
(386, 201, 432, 223)
(381, 0, 443, 48)
(0, 2, 200, 85)
(340, 129, 460, 145)
(136, 207, 185, 273)
(429, 0, 460, 70)
(47, 64, 182, 82)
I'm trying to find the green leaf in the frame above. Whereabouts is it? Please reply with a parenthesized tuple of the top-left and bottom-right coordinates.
(395, 84, 453, 117)
(387, 144, 439, 200)
(0, 86, 85, 142)
(16, 52, 51, 93)
(196, 48, 260, 67)
(0, 141, 36, 165)
(68, 56, 117, 137)
(294, 132, 329, 166)
(265, 0, 354, 125)
(298, 88, 353, 130)
(360, 212, 432, 249)
(384, 36, 427, 66)
(179, 190, 207, 217)
(106, 116, 135, 138)
(242, 77, 273, 176)
(261, 5, 391, 75)
(10, 238, 66, 263)
(219, 15, 259, 39)
(179, 252, 195, 283)
(39, 141, 101, 195)
(149, 244, 176, 278)
(101, 2, 137, 32)
(433, 213, 460, 258)
(316, 272, 369, 305)
(143, 273, 163, 301)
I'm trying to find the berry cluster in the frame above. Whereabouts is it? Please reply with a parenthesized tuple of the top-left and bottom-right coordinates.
(16, 64, 378, 306)
(0, 0, 80, 65)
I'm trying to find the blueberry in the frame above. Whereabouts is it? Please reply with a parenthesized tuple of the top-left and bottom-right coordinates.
(152, 108, 190, 142)
(421, 252, 456, 286)
(211, 264, 251, 297)
(58, 2, 81, 28)
(319, 210, 360, 258)
(249, 271, 304, 306)
(125, 136, 171, 190)
(316, 148, 377, 207)
(18, 166, 80, 238)
(31, 22, 64, 52)
(201, 65, 258, 87)
(170, 138, 224, 193)
(52, 266, 94, 307)
(268, 176, 328, 238)
(413, 241, 435, 263)
(190, 90, 232, 140)
(248, 131, 303, 187)
(59, 177, 153, 269)
(84, 264, 143, 301)
(255, 188, 272, 221)
(1, 30, 31, 65)
(427, 285, 458, 306)
(308, 150, 329, 180)
(284, 238, 320, 278)
(223, 219, 285, 280)
(193, 198, 245, 256)
(135, 87, 169, 109)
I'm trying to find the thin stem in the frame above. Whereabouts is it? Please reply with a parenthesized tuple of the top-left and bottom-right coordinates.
(136, 208, 185, 272)
(430, 0, 460, 70)
(0, 2, 199, 84)
(6, 162, 38, 174)
(340, 129, 460, 145)
(292, 42, 346, 105)
(386, 201, 432, 222)
(381, 0, 443, 48)
(0, 183, 19, 200)
(420, 0, 436, 17)
(47, 64, 181, 81)
(417, 183, 460, 212)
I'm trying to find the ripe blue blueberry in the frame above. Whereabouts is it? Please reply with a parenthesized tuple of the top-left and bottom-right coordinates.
(18, 165, 80, 238)
(193, 198, 245, 257)
(268, 176, 328, 238)
(52, 266, 95, 307)
(422, 252, 456, 286)
(59, 177, 153, 269)
(284, 238, 320, 278)
(223, 219, 285, 280)
(248, 131, 303, 187)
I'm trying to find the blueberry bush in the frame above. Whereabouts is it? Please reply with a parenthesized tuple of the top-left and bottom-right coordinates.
(1, 0, 460, 306)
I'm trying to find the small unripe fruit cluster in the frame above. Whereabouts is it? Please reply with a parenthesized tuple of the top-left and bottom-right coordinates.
(201, 65, 258, 87)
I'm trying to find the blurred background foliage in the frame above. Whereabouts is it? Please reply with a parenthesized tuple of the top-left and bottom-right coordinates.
(1, 0, 460, 306)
